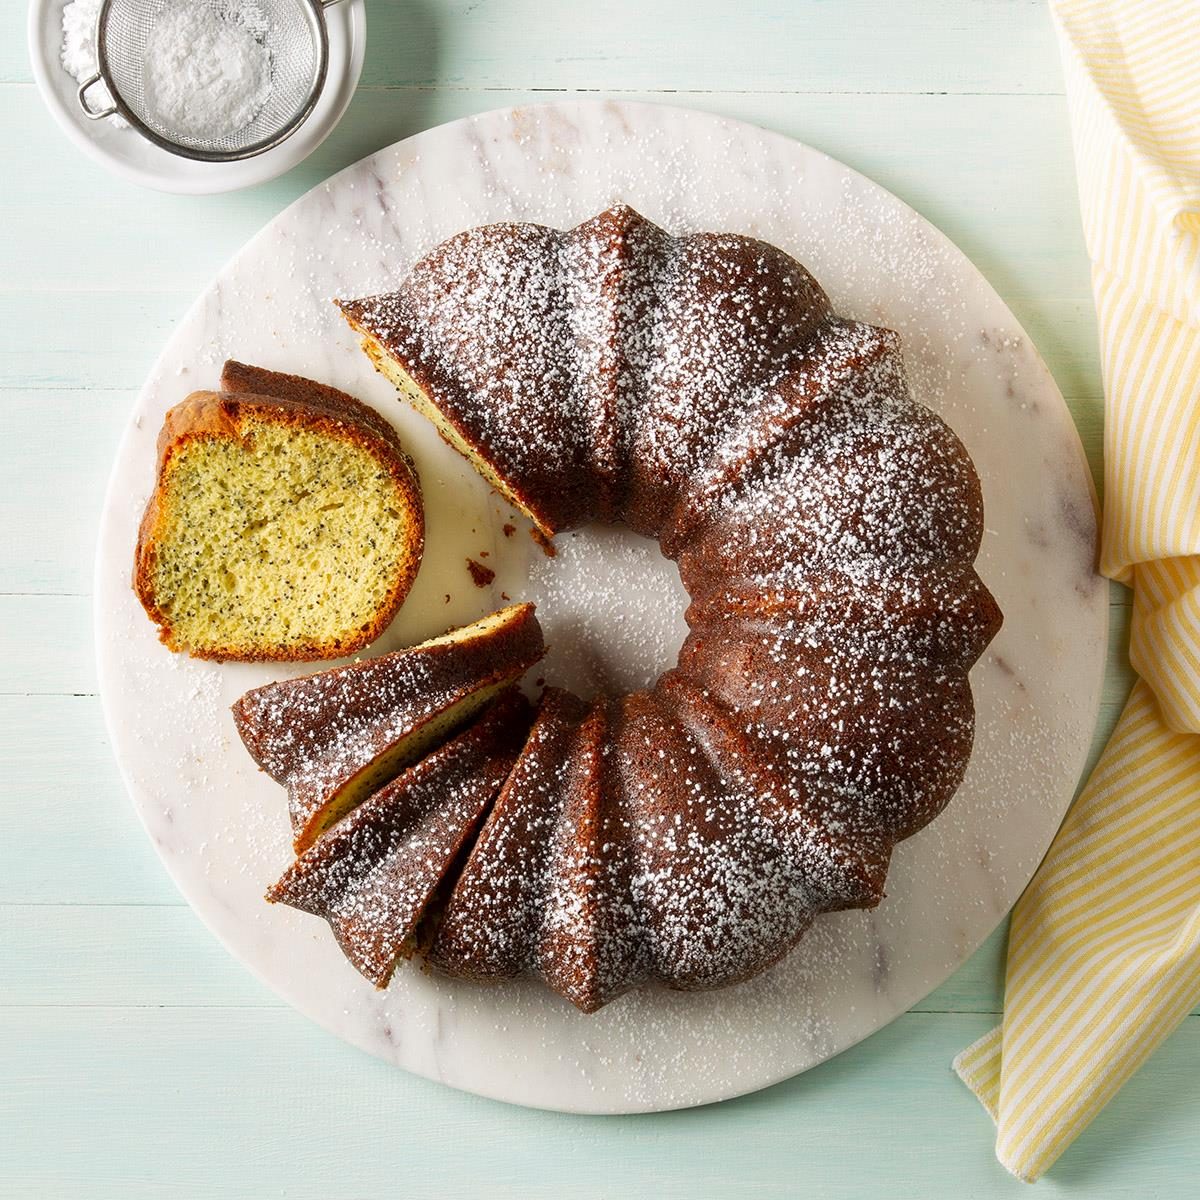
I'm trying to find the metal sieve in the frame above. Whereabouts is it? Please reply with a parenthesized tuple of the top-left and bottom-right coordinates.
(77, 0, 345, 162)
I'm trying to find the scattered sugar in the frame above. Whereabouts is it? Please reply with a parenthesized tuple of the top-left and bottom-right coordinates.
(268, 699, 528, 987)
(526, 526, 689, 699)
(140, 140, 1051, 1070)
(232, 607, 541, 842)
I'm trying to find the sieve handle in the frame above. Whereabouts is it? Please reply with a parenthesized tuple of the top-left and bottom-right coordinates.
(77, 73, 117, 121)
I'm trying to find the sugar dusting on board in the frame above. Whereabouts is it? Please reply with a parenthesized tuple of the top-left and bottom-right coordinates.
(526, 526, 690, 698)
(325, 199, 1005, 1017)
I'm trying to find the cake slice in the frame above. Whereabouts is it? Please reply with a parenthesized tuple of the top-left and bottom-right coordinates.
(133, 361, 423, 662)
(534, 699, 645, 1013)
(334, 206, 833, 542)
(233, 603, 545, 851)
(267, 691, 533, 987)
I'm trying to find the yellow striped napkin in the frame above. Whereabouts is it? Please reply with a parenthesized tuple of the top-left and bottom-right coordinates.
(952, 0, 1200, 1181)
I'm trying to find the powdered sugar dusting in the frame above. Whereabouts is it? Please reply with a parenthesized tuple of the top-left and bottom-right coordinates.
(267, 695, 530, 986)
(231, 604, 543, 841)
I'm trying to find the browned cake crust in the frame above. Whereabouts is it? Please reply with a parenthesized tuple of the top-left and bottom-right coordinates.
(336, 205, 831, 539)
(218, 360, 419, 468)
(429, 688, 590, 985)
(232, 603, 545, 851)
(266, 690, 533, 988)
(133, 362, 424, 662)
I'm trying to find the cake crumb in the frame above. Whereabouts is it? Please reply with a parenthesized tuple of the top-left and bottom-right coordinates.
(502, 523, 516, 538)
(467, 558, 496, 587)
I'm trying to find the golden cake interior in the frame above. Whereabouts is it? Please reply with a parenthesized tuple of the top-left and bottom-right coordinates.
(149, 416, 416, 657)
(301, 678, 512, 845)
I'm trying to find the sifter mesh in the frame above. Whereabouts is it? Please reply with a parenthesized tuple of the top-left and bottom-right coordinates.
(94, 0, 330, 161)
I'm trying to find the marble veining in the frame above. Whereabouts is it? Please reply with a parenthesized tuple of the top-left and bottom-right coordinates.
(93, 101, 1107, 1114)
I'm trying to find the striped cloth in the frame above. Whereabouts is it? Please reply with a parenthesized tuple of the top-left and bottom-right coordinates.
(952, 0, 1200, 1182)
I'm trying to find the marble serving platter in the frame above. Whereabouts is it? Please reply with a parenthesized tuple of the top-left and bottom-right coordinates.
(94, 100, 1107, 1114)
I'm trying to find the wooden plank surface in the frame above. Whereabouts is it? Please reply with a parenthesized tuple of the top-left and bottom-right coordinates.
(3, 1, 1192, 1196)
(5, 1007, 1199, 1200)
(2, 2, 1065, 93)
(2, 86, 1098, 310)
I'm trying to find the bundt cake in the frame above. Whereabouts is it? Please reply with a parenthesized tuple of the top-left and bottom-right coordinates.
(232, 603, 544, 851)
(255, 204, 1000, 1012)
(267, 690, 533, 987)
(134, 361, 424, 662)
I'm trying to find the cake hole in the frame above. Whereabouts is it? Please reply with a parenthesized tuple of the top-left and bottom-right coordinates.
(527, 525, 691, 700)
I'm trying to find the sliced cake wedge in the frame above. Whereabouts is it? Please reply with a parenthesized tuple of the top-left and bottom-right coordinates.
(133, 361, 423, 662)
(232, 603, 544, 851)
(267, 690, 533, 987)
(429, 687, 589, 984)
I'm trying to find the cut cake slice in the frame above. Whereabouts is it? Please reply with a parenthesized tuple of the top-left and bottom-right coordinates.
(133, 360, 424, 662)
(232, 603, 544, 851)
(266, 691, 533, 987)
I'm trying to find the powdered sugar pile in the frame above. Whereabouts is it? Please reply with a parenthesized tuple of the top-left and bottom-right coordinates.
(59, 0, 273, 140)
(61, 0, 103, 80)
(142, 1, 273, 140)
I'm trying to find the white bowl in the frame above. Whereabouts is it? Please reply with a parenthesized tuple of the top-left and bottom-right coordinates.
(27, 0, 366, 195)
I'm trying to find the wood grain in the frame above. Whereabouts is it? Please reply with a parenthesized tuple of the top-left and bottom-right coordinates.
(4, 88, 1095, 306)
(3, 1007, 1198, 1199)
(2, 2, 1064, 93)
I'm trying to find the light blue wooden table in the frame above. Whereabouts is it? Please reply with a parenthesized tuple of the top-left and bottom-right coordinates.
(3, 2, 1196, 1195)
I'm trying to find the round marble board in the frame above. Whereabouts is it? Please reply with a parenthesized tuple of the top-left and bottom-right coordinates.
(95, 101, 1107, 1114)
